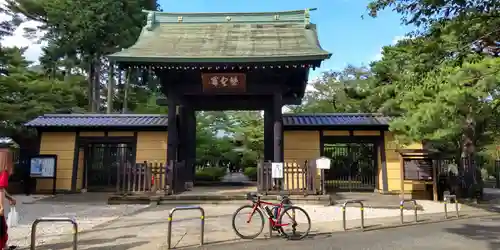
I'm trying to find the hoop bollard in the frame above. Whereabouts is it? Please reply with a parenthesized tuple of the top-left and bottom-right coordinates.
(444, 194, 459, 219)
(342, 200, 364, 231)
(31, 217, 78, 250)
(399, 199, 418, 224)
(167, 206, 205, 249)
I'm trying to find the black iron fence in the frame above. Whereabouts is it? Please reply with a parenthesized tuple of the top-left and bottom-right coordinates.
(323, 143, 377, 192)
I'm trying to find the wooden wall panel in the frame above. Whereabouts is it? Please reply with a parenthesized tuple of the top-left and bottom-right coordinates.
(37, 132, 76, 192)
(136, 131, 168, 163)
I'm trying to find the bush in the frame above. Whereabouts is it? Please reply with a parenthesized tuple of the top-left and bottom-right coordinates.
(195, 167, 226, 182)
(244, 167, 257, 181)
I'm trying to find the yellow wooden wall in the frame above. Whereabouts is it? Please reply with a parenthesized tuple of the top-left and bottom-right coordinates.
(37, 132, 76, 192)
(136, 131, 168, 163)
(384, 131, 424, 193)
(283, 131, 320, 191)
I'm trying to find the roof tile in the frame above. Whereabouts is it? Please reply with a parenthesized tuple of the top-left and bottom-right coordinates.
(108, 10, 330, 63)
(283, 113, 391, 127)
(25, 114, 168, 128)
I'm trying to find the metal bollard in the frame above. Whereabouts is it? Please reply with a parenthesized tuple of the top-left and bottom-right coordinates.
(167, 206, 205, 249)
(342, 200, 364, 231)
(444, 194, 459, 219)
(31, 217, 78, 250)
(399, 199, 418, 224)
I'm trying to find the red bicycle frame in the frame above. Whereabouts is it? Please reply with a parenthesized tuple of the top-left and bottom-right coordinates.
(248, 199, 290, 228)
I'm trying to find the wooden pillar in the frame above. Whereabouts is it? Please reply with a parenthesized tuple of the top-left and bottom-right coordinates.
(263, 107, 274, 161)
(167, 97, 178, 162)
(273, 94, 283, 163)
(272, 94, 283, 190)
(186, 107, 196, 186)
(399, 155, 405, 199)
(379, 131, 389, 193)
(177, 106, 187, 163)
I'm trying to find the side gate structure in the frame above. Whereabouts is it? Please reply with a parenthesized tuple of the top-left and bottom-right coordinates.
(257, 161, 318, 195)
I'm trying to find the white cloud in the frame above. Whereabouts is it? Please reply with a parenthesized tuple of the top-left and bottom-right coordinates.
(372, 35, 408, 62)
(0, 0, 45, 64)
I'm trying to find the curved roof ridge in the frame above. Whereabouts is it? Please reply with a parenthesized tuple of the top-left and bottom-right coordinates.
(146, 8, 314, 16)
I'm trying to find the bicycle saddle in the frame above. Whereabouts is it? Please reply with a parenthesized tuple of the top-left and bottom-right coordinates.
(246, 192, 263, 200)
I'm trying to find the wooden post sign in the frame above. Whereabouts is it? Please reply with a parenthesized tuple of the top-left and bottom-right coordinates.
(201, 73, 246, 93)
(316, 156, 331, 195)
(316, 156, 331, 169)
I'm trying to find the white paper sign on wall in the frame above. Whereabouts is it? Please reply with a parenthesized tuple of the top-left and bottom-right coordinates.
(316, 156, 331, 170)
(271, 162, 284, 179)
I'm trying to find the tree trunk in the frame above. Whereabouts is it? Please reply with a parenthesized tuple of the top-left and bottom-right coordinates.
(88, 58, 95, 112)
(106, 63, 114, 114)
(93, 58, 101, 112)
(122, 68, 130, 113)
(461, 109, 478, 198)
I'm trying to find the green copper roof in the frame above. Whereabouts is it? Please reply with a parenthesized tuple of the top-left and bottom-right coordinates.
(108, 9, 331, 64)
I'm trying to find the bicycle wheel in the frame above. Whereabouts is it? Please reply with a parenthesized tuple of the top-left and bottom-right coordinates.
(278, 206, 311, 240)
(232, 204, 265, 239)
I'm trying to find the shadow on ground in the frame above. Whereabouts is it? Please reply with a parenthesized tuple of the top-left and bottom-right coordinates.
(34, 235, 149, 250)
(33, 192, 112, 204)
(445, 216, 500, 250)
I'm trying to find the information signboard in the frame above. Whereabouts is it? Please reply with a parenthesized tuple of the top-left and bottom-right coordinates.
(271, 162, 283, 179)
(30, 155, 58, 195)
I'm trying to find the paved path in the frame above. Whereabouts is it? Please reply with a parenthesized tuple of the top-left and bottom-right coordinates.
(200, 215, 500, 250)
(7, 194, 148, 248)
(221, 173, 250, 183)
(26, 202, 496, 250)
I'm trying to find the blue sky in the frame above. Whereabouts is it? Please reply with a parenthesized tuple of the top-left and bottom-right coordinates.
(159, 0, 412, 79)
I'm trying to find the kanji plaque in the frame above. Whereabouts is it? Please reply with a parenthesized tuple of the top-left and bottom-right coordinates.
(201, 73, 246, 93)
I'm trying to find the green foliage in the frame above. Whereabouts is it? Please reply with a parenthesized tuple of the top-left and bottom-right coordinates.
(0, 47, 86, 139)
(243, 167, 257, 181)
(195, 167, 226, 182)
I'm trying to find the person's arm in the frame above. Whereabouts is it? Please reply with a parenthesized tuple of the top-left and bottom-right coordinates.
(0, 190, 4, 215)
(3, 190, 15, 205)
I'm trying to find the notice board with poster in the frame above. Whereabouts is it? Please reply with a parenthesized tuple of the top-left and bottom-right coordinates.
(30, 154, 57, 194)
(403, 158, 433, 181)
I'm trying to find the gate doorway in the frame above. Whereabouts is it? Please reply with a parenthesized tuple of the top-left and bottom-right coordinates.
(323, 140, 378, 192)
(83, 143, 134, 191)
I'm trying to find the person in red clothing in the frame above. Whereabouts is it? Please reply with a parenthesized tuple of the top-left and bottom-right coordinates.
(0, 148, 17, 250)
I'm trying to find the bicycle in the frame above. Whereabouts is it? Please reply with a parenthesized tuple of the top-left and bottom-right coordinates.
(231, 192, 311, 240)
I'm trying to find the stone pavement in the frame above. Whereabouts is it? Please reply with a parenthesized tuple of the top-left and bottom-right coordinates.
(26, 202, 497, 250)
(6, 194, 149, 249)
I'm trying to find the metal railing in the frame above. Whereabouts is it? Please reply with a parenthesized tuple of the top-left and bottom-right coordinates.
(342, 200, 364, 231)
(167, 206, 205, 249)
(31, 217, 78, 250)
(399, 199, 418, 224)
(444, 194, 459, 219)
